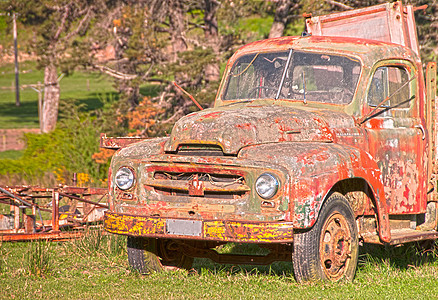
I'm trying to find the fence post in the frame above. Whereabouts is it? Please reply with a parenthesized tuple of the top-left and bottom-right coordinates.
(37, 81, 43, 131)
(52, 190, 60, 232)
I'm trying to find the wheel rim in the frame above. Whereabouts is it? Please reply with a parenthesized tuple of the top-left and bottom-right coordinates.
(319, 212, 352, 281)
(158, 240, 180, 263)
(157, 240, 191, 270)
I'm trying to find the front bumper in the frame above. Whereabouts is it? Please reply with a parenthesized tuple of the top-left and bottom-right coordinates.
(104, 211, 294, 243)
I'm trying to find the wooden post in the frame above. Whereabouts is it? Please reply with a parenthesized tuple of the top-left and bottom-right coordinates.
(14, 204, 19, 233)
(52, 191, 60, 232)
(37, 81, 43, 131)
(23, 209, 35, 233)
(13, 13, 20, 107)
(27, 201, 36, 233)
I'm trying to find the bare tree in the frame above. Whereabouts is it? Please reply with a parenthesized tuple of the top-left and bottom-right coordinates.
(269, 0, 299, 38)
(203, 0, 221, 81)
(2, 1, 107, 132)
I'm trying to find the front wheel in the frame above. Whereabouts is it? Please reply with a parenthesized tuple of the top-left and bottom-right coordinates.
(127, 237, 193, 273)
(292, 193, 359, 282)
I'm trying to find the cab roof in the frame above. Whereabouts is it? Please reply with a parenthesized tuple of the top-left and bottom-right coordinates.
(231, 35, 420, 67)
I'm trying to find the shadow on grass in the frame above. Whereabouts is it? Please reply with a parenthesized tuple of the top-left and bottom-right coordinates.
(0, 82, 163, 129)
(0, 100, 39, 119)
(358, 240, 438, 271)
(190, 240, 438, 279)
(191, 243, 294, 278)
(71, 91, 120, 112)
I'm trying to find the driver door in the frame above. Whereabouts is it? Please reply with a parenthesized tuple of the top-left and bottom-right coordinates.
(363, 61, 427, 215)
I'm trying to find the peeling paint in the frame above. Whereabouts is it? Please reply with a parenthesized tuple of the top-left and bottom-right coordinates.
(104, 10, 434, 247)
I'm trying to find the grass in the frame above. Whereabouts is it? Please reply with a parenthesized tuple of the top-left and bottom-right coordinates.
(0, 150, 23, 160)
(0, 61, 117, 129)
(0, 61, 166, 130)
(2, 236, 438, 299)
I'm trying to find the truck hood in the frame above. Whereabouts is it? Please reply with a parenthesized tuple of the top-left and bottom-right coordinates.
(164, 104, 347, 155)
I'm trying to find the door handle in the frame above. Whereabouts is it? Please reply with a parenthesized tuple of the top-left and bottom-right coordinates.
(415, 124, 425, 140)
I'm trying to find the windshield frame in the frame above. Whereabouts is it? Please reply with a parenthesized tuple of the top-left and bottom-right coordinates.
(216, 49, 363, 107)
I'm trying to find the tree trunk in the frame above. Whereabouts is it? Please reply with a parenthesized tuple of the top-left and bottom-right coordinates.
(169, 1, 188, 62)
(204, 0, 220, 82)
(41, 64, 60, 133)
(119, 80, 140, 108)
(268, 0, 293, 39)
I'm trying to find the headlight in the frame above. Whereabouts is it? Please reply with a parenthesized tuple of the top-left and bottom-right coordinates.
(255, 173, 279, 199)
(115, 167, 135, 190)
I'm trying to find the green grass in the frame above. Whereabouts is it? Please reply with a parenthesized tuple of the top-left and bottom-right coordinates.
(2, 238, 438, 299)
(0, 61, 166, 130)
(0, 61, 117, 129)
(0, 150, 23, 160)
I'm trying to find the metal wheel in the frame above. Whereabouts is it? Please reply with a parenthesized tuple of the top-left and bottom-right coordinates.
(156, 239, 193, 271)
(319, 212, 353, 280)
(293, 193, 358, 282)
(127, 237, 193, 274)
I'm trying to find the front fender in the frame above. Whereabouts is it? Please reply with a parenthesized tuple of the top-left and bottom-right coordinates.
(108, 137, 169, 210)
(239, 142, 390, 242)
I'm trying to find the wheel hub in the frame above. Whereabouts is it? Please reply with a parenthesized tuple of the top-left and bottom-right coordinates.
(319, 212, 352, 280)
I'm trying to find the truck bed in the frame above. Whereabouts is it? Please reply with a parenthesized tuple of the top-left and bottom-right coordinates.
(305, 1, 421, 56)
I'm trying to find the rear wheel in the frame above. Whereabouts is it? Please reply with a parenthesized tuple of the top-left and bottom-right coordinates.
(127, 237, 193, 273)
(292, 193, 359, 282)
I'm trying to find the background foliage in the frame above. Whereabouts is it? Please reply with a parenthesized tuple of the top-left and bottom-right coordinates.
(0, 0, 436, 186)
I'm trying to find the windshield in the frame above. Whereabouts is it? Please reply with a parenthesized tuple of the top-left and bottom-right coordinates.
(222, 50, 361, 105)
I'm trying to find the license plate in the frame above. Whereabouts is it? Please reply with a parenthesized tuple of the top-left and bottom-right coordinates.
(166, 219, 202, 237)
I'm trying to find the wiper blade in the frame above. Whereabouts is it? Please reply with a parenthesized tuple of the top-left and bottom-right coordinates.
(275, 49, 293, 100)
(358, 75, 416, 125)
(360, 95, 415, 124)
(223, 100, 254, 107)
(302, 71, 307, 104)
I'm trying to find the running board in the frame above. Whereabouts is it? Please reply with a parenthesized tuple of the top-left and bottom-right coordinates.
(362, 229, 438, 245)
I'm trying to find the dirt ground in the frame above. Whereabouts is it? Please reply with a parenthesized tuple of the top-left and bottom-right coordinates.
(0, 128, 40, 151)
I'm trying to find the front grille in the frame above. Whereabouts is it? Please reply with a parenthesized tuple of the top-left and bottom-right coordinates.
(176, 144, 225, 156)
(154, 172, 242, 182)
(146, 171, 249, 200)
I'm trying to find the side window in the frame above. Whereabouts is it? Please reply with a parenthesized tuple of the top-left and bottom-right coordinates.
(367, 66, 411, 108)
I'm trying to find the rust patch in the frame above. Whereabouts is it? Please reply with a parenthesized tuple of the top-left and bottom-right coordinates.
(104, 211, 294, 243)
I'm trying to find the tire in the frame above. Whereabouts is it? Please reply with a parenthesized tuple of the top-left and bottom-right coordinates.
(292, 193, 359, 282)
(127, 237, 193, 273)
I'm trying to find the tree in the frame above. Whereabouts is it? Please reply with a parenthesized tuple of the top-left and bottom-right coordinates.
(89, 0, 224, 136)
(1, 0, 109, 133)
(203, 0, 221, 81)
(269, 0, 299, 38)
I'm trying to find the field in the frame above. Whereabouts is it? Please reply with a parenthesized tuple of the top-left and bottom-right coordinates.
(2, 63, 438, 299)
(0, 61, 117, 129)
(1, 233, 438, 299)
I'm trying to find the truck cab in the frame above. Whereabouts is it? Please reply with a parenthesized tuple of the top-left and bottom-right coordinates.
(103, 2, 437, 282)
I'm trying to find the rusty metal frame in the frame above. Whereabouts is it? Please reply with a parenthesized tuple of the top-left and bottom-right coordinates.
(0, 185, 108, 242)
(100, 133, 147, 150)
(104, 211, 294, 243)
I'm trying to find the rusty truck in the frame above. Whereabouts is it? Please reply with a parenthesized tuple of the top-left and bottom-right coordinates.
(102, 2, 438, 282)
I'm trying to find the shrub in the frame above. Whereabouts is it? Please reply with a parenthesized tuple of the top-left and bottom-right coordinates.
(26, 240, 53, 278)
(68, 228, 126, 257)
(0, 99, 124, 186)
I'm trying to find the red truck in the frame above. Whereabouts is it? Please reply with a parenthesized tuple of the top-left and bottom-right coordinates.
(103, 2, 437, 282)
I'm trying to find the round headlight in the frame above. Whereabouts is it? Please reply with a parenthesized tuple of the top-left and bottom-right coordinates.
(255, 173, 279, 199)
(115, 167, 135, 190)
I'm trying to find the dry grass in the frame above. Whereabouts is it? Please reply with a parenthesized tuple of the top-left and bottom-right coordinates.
(2, 234, 438, 299)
